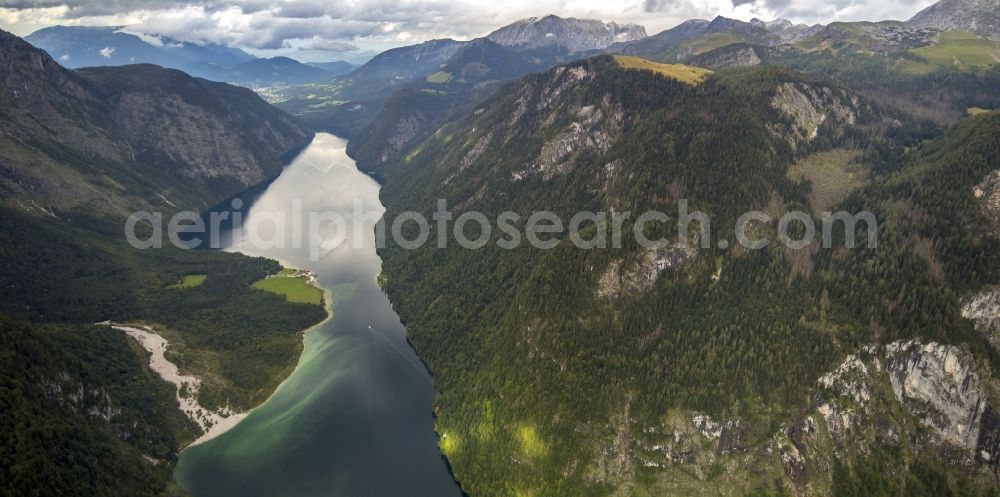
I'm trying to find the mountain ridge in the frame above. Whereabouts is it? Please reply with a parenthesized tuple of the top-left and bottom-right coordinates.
(609, 14, 822, 62)
(24, 25, 341, 86)
(231, 56, 335, 85)
(487, 14, 647, 51)
(910, 0, 1000, 40)
(357, 52, 1000, 497)
(25, 25, 254, 81)
(274, 14, 636, 138)
(1, 27, 311, 217)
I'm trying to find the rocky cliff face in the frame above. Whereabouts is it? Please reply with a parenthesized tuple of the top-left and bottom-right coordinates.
(974, 169, 1000, 222)
(610, 16, 821, 63)
(0, 29, 310, 217)
(488, 15, 647, 52)
(751, 18, 824, 42)
(688, 43, 762, 69)
(963, 287, 1000, 349)
(590, 339, 1000, 495)
(910, 0, 1000, 40)
(817, 341, 999, 464)
(771, 82, 860, 145)
(886, 341, 988, 456)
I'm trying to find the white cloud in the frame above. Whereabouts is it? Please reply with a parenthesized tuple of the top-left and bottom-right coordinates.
(116, 26, 163, 45)
(99, 45, 114, 57)
(724, 0, 937, 25)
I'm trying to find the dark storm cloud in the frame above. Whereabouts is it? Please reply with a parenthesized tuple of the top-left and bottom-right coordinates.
(275, 1, 328, 19)
(0, 0, 191, 17)
(643, 0, 679, 12)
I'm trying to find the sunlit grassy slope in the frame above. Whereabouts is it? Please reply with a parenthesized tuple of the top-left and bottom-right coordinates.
(426, 70, 453, 83)
(787, 149, 870, 213)
(612, 55, 712, 85)
(168, 274, 207, 289)
(679, 32, 747, 57)
(904, 30, 1000, 74)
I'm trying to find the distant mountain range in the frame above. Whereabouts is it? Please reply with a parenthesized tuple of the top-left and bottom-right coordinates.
(274, 15, 648, 136)
(274, 0, 1000, 145)
(24, 26, 351, 86)
(27, 4, 992, 144)
(21, 0, 1000, 94)
(609, 0, 999, 64)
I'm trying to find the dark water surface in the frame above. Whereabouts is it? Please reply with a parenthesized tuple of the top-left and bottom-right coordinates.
(173, 134, 462, 497)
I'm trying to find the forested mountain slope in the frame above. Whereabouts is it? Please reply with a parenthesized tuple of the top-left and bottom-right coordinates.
(230, 56, 336, 85)
(361, 55, 1000, 496)
(1, 28, 311, 217)
(0, 29, 327, 497)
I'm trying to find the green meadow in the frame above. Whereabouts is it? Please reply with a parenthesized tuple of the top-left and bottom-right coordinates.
(168, 274, 207, 288)
(613, 55, 712, 85)
(252, 270, 324, 305)
(904, 30, 1000, 74)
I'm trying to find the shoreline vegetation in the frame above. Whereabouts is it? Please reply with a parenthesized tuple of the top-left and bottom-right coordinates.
(104, 264, 331, 450)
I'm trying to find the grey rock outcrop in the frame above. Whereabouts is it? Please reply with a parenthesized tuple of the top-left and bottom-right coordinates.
(974, 169, 1000, 222)
(688, 43, 762, 69)
(909, 0, 1000, 40)
(770, 83, 859, 145)
(488, 15, 647, 52)
(963, 287, 1000, 349)
(750, 18, 824, 42)
(885, 341, 986, 455)
(817, 340, 998, 462)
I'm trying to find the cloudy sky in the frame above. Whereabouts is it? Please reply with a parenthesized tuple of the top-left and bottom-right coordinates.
(0, 0, 937, 61)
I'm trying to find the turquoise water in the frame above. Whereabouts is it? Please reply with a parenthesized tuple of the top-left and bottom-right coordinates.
(173, 134, 462, 497)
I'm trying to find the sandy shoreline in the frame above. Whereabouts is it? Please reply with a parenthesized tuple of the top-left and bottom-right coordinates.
(98, 271, 333, 449)
(102, 322, 249, 447)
